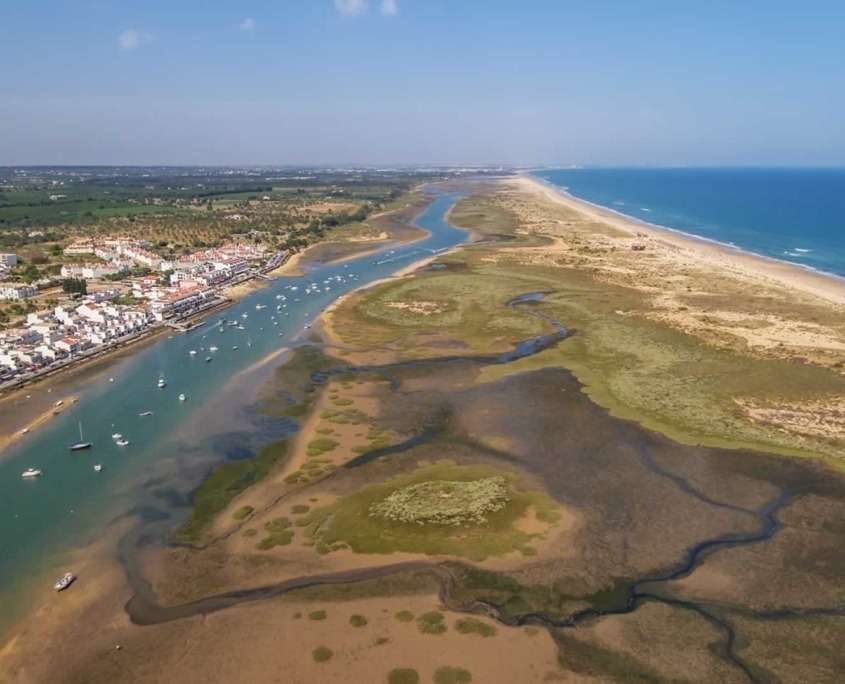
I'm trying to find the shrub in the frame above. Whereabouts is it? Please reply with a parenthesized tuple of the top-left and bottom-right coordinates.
(350, 614, 368, 627)
(232, 505, 254, 521)
(308, 610, 327, 620)
(434, 666, 472, 684)
(454, 617, 496, 637)
(394, 610, 414, 623)
(312, 646, 333, 663)
(416, 611, 447, 635)
(387, 669, 419, 684)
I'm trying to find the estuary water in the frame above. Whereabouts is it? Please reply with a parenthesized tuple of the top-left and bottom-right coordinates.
(0, 191, 468, 637)
(534, 168, 845, 279)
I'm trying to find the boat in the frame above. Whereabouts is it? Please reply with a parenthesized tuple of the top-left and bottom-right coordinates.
(209, 346, 219, 352)
(189, 350, 197, 356)
(255, 304, 266, 310)
(232, 345, 239, 350)
(205, 356, 212, 363)
(178, 393, 187, 402)
(93, 464, 103, 472)
(54, 572, 75, 591)
(54, 400, 63, 407)
(138, 411, 153, 417)
(241, 313, 248, 319)
(109, 377, 115, 382)
(69, 422, 92, 451)
(21, 468, 42, 478)
(111, 433, 123, 440)
(116, 439, 130, 447)
(157, 377, 167, 388)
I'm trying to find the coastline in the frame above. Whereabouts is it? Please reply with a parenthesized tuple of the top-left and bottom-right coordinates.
(520, 174, 845, 305)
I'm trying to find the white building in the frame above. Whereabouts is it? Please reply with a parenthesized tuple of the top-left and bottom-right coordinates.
(0, 283, 37, 300)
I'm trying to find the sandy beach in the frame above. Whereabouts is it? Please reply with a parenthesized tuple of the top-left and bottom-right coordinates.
(518, 175, 845, 305)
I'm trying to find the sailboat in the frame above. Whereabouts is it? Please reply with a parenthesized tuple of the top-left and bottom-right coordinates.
(69, 421, 92, 451)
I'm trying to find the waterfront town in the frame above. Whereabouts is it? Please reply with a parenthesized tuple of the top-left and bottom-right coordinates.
(0, 238, 284, 387)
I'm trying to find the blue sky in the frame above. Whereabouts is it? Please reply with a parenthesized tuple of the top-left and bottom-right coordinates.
(1, 1, 844, 166)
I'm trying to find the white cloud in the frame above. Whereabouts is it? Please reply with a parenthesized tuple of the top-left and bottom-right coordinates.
(335, 0, 368, 16)
(381, 0, 398, 15)
(118, 29, 147, 50)
(239, 17, 256, 31)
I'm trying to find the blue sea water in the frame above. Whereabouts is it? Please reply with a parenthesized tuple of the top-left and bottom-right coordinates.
(534, 168, 845, 279)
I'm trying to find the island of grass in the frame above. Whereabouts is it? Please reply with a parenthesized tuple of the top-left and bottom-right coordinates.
(299, 460, 559, 561)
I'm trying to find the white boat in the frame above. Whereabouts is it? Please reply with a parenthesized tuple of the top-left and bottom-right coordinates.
(232, 345, 239, 350)
(111, 433, 123, 440)
(54, 572, 75, 591)
(205, 356, 212, 363)
(116, 439, 130, 447)
(138, 411, 154, 417)
(256, 304, 266, 310)
(189, 350, 197, 356)
(157, 377, 167, 388)
(178, 394, 187, 402)
(21, 468, 42, 478)
(109, 377, 115, 383)
(209, 346, 219, 352)
(94, 464, 103, 472)
(241, 313, 248, 319)
(69, 421, 92, 451)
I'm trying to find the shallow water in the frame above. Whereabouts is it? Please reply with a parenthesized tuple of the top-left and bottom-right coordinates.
(0, 191, 468, 638)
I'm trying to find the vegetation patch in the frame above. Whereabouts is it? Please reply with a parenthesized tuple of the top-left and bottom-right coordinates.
(416, 611, 447, 635)
(387, 668, 420, 684)
(291, 504, 310, 514)
(454, 617, 497, 637)
(175, 440, 287, 543)
(257, 516, 294, 550)
(299, 461, 559, 561)
(232, 505, 254, 521)
(308, 610, 328, 620)
(312, 646, 333, 663)
(370, 476, 509, 526)
(434, 666, 473, 684)
(395, 610, 415, 623)
(350, 614, 368, 627)
(306, 437, 339, 457)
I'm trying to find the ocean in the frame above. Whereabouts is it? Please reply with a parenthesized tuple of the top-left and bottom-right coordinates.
(533, 168, 845, 279)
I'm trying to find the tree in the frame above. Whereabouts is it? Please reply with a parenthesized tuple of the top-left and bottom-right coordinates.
(62, 278, 87, 295)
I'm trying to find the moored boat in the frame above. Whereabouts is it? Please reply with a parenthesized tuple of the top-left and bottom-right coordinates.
(21, 468, 42, 478)
(54, 572, 75, 591)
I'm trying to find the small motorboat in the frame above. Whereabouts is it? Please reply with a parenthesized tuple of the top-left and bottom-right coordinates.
(138, 411, 153, 417)
(205, 356, 212, 363)
(189, 350, 197, 356)
(178, 393, 187, 402)
(232, 345, 239, 350)
(157, 377, 167, 388)
(54, 572, 75, 591)
(21, 468, 42, 478)
(111, 433, 123, 440)
(109, 377, 115, 383)
(94, 464, 103, 472)
(209, 346, 219, 352)
(116, 439, 129, 447)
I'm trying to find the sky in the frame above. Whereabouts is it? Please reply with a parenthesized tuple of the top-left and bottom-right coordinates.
(1, 1, 844, 166)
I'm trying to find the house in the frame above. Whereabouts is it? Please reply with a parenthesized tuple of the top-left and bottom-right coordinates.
(0, 283, 37, 300)
(0, 253, 18, 267)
